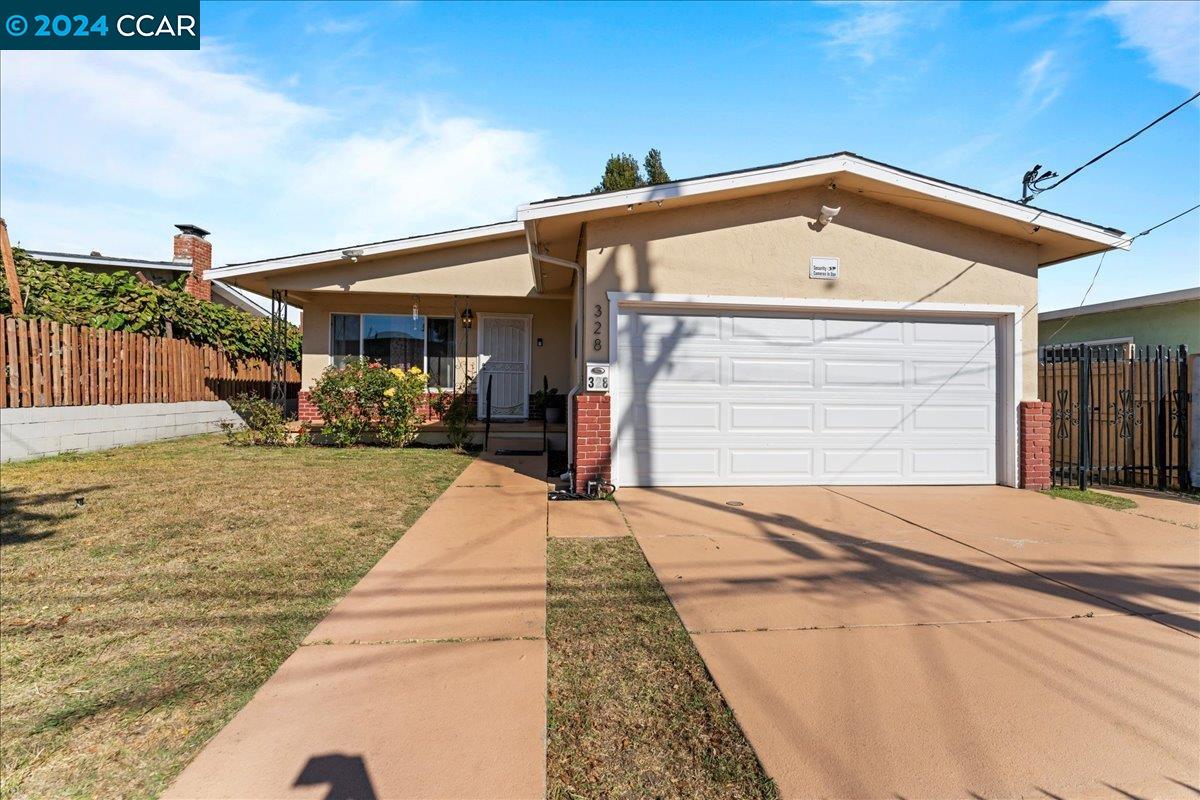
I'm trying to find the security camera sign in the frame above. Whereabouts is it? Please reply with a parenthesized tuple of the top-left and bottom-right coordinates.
(810, 256, 839, 280)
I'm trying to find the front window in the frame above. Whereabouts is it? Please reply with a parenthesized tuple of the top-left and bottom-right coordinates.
(330, 313, 456, 389)
(331, 314, 360, 367)
(363, 314, 425, 371)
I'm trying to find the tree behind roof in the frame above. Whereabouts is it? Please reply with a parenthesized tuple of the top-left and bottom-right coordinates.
(591, 149, 671, 193)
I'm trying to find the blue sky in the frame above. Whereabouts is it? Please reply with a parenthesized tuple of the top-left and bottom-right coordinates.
(2, 0, 1197, 312)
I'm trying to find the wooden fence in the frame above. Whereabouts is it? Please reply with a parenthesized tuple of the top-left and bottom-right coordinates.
(0, 315, 299, 409)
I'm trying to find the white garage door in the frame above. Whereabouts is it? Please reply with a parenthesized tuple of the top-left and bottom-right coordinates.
(614, 307, 1000, 486)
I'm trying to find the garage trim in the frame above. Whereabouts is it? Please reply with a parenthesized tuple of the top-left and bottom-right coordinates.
(606, 292, 1023, 487)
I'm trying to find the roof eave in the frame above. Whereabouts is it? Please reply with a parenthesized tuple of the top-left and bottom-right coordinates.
(209, 220, 525, 280)
(516, 154, 1127, 260)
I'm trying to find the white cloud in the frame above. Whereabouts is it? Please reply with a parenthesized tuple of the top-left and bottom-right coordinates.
(930, 132, 1001, 171)
(1020, 49, 1066, 112)
(0, 48, 561, 265)
(1098, 0, 1200, 90)
(305, 17, 367, 35)
(820, 1, 952, 66)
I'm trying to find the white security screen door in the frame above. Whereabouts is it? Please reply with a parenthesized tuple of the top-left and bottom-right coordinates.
(615, 307, 999, 486)
(477, 315, 531, 419)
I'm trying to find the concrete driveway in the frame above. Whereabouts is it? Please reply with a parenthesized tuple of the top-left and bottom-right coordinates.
(618, 485, 1200, 799)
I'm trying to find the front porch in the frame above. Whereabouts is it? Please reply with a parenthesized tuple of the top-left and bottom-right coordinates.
(418, 417, 568, 454)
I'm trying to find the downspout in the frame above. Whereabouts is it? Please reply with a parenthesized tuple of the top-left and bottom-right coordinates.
(529, 227, 587, 487)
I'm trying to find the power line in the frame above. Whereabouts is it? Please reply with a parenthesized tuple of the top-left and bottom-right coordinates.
(1044, 202, 1200, 340)
(1020, 90, 1200, 203)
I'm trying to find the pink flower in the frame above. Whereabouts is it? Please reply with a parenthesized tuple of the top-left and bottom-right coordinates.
(369, 362, 382, 369)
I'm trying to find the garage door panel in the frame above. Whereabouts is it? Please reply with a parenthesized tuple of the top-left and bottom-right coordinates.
(912, 360, 994, 390)
(629, 357, 720, 385)
(822, 449, 905, 478)
(626, 448, 720, 480)
(912, 404, 993, 432)
(730, 449, 814, 477)
(632, 313, 720, 340)
(823, 318, 904, 343)
(911, 448, 993, 477)
(616, 308, 1000, 486)
(823, 360, 905, 387)
(730, 358, 814, 386)
(730, 316, 815, 343)
(730, 403, 814, 432)
(822, 404, 905, 431)
(638, 402, 721, 431)
(912, 320, 995, 344)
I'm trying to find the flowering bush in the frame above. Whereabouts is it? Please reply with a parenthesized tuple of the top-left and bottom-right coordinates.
(308, 359, 429, 447)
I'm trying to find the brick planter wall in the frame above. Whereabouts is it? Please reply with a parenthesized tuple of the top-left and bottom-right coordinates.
(296, 390, 474, 425)
(574, 393, 611, 489)
(1019, 400, 1052, 490)
(297, 390, 320, 424)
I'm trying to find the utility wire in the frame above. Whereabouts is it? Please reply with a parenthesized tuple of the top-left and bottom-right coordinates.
(1044, 202, 1200, 340)
(1021, 90, 1200, 203)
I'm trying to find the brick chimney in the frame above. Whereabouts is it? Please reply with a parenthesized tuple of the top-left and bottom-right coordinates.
(174, 224, 212, 301)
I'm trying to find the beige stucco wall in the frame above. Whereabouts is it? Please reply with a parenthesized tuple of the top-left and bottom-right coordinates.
(299, 293, 572, 394)
(270, 236, 537, 297)
(584, 186, 1041, 398)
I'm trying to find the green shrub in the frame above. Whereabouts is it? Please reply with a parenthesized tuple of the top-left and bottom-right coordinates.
(308, 360, 429, 447)
(431, 391, 474, 452)
(221, 393, 289, 446)
(0, 250, 300, 364)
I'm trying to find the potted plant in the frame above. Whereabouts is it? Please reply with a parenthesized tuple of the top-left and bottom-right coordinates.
(532, 386, 562, 423)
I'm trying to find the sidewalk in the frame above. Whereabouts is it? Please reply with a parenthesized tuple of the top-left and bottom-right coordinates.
(164, 453, 549, 800)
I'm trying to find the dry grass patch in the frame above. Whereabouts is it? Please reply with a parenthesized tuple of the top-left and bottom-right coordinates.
(0, 436, 471, 799)
(547, 536, 777, 800)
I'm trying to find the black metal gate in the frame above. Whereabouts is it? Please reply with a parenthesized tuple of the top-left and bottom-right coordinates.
(1039, 344, 1191, 491)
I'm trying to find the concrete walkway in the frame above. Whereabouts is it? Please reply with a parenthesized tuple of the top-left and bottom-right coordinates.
(165, 453, 550, 800)
(620, 485, 1200, 798)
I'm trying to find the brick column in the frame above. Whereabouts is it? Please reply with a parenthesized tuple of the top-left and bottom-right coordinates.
(574, 393, 611, 489)
(1019, 400, 1052, 490)
(297, 390, 321, 424)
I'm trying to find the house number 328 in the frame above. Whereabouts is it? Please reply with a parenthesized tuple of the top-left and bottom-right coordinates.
(592, 304, 603, 351)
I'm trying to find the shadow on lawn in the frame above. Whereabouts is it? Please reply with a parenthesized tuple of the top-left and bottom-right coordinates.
(0, 485, 111, 545)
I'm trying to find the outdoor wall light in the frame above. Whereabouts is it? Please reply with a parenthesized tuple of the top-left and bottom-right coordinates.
(412, 295, 420, 321)
(818, 205, 842, 226)
(460, 307, 474, 329)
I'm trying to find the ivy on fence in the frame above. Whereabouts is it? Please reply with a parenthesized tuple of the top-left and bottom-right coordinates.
(0, 249, 300, 364)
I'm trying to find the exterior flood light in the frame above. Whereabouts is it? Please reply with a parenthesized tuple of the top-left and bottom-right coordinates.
(342, 248, 363, 262)
(818, 205, 842, 226)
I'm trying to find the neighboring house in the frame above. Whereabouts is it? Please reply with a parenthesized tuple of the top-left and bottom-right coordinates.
(212, 152, 1126, 491)
(27, 225, 271, 318)
(1039, 287, 1200, 352)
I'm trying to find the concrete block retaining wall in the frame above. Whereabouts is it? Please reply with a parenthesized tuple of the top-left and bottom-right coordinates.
(1, 401, 241, 462)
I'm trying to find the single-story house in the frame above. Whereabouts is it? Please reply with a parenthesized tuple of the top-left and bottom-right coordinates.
(28, 225, 271, 318)
(1039, 287, 1199, 353)
(211, 152, 1128, 491)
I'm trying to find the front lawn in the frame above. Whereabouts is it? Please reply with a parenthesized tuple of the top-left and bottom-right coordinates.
(547, 536, 777, 800)
(0, 436, 471, 799)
